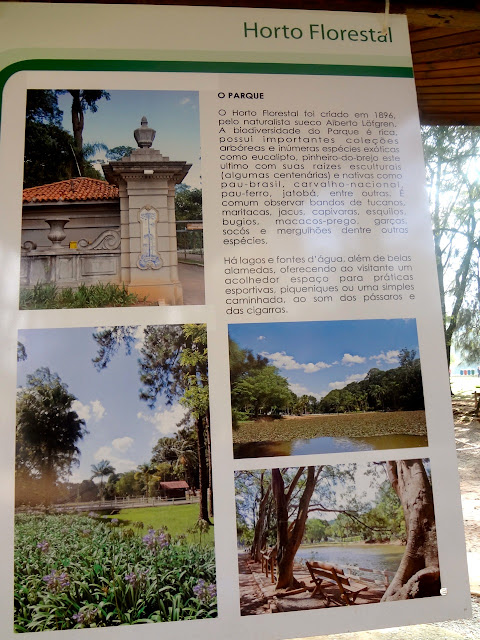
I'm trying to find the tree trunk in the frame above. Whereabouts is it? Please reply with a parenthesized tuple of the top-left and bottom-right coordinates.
(196, 415, 212, 524)
(251, 481, 272, 562)
(41, 451, 57, 506)
(205, 414, 214, 518)
(272, 467, 317, 590)
(382, 460, 440, 601)
(69, 90, 84, 152)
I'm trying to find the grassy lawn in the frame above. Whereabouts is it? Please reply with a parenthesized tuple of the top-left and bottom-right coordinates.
(113, 504, 214, 546)
(232, 410, 427, 443)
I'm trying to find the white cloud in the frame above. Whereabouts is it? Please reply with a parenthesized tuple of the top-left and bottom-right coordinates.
(91, 400, 106, 421)
(260, 351, 331, 373)
(133, 325, 147, 351)
(370, 350, 399, 365)
(72, 399, 106, 423)
(67, 470, 83, 483)
(93, 445, 136, 474)
(342, 353, 366, 366)
(289, 382, 323, 401)
(112, 436, 134, 453)
(94, 446, 112, 460)
(180, 97, 191, 105)
(257, 335, 266, 341)
(328, 372, 367, 390)
(137, 403, 188, 436)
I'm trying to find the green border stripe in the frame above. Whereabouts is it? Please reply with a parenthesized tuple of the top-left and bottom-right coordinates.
(0, 58, 413, 120)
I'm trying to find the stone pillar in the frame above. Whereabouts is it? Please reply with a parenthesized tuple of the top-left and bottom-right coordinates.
(103, 117, 191, 305)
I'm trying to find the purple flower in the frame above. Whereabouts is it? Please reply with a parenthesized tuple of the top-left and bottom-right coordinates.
(193, 578, 216, 603)
(142, 528, 169, 552)
(36, 540, 49, 553)
(43, 570, 70, 593)
(88, 511, 98, 518)
(207, 583, 217, 598)
(124, 569, 148, 588)
(72, 607, 98, 626)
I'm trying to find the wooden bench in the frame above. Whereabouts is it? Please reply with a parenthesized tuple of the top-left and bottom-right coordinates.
(474, 388, 480, 416)
(306, 561, 368, 606)
(260, 547, 277, 584)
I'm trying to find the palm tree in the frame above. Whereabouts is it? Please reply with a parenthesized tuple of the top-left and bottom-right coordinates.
(91, 460, 115, 500)
(135, 462, 156, 498)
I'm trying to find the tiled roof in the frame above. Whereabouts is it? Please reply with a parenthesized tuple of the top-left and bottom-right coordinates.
(23, 177, 119, 203)
(159, 481, 189, 490)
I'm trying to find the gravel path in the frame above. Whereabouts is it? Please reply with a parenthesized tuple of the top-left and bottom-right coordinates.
(299, 392, 480, 640)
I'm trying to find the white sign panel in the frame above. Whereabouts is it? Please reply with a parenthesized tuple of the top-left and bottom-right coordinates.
(0, 4, 470, 640)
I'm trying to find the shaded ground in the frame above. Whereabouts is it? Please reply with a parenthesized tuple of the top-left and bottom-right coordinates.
(238, 553, 271, 615)
(237, 391, 480, 637)
(306, 390, 480, 639)
(238, 554, 384, 615)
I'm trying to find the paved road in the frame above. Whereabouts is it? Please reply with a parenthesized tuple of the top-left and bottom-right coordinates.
(179, 262, 205, 305)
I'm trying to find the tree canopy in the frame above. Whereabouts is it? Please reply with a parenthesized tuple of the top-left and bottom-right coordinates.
(92, 324, 212, 522)
(318, 349, 424, 414)
(175, 184, 202, 220)
(422, 125, 480, 366)
(16, 367, 87, 504)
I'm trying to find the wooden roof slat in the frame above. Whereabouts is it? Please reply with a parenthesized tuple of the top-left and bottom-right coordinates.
(414, 44, 480, 64)
(417, 85, 480, 94)
(415, 67, 480, 80)
(406, 8, 480, 30)
(408, 27, 452, 42)
(410, 31, 480, 53)
(415, 76, 480, 87)
(421, 117, 480, 125)
(409, 28, 477, 45)
(415, 59, 480, 72)
(418, 96, 480, 102)
(419, 107, 480, 113)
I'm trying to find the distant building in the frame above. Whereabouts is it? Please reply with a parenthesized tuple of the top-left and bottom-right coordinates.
(158, 480, 189, 499)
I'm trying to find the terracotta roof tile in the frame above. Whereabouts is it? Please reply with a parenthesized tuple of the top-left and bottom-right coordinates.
(23, 177, 119, 203)
(159, 481, 189, 490)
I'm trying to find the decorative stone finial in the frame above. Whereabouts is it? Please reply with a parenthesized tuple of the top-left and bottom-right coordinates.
(134, 116, 156, 148)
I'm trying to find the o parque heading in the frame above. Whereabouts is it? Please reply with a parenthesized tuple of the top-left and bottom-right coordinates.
(243, 22, 393, 43)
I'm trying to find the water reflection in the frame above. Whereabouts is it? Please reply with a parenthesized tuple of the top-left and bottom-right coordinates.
(296, 544, 404, 574)
(233, 433, 428, 459)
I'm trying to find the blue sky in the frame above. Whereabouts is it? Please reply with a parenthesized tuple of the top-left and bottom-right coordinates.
(17, 326, 189, 482)
(229, 318, 420, 400)
(56, 90, 201, 188)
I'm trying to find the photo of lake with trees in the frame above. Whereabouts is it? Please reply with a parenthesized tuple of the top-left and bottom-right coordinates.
(229, 319, 428, 458)
(235, 460, 440, 614)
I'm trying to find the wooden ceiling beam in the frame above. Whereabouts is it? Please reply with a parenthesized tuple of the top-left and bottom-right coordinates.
(411, 32, 480, 52)
(416, 76, 480, 86)
(421, 116, 480, 124)
(406, 8, 480, 30)
(415, 67, 480, 79)
(417, 85, 480, 93)
(414, 44, 480, 63)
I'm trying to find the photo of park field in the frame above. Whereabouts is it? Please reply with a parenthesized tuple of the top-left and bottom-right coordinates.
(229, 319, 428, 458)
(15, 324, 215, 631)
(235, 459, 440, 615)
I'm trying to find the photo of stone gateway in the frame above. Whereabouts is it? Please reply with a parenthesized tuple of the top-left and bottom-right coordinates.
(20, 89, 204, 307)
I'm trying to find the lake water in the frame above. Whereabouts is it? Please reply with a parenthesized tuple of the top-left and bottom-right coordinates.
(296, 544, 404, 574)
(234, 433, 428, 458)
